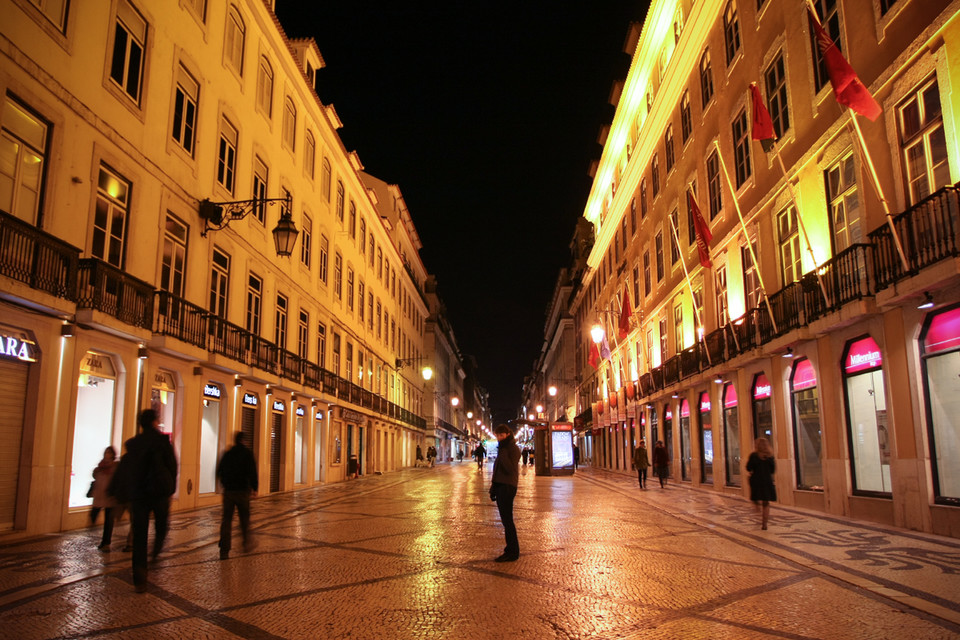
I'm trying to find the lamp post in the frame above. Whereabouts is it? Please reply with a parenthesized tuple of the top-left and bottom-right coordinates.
(198, 195, 299, 257)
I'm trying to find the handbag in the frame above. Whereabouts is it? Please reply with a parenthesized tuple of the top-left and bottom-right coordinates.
(86, 481, 95, 498)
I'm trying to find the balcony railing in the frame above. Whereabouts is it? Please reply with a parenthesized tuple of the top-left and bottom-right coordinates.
(249, 334, 278, 373)
(0, 210, 79, 301)
(209, 315, 248, 363)
(766, 282, 804, 339)
(870, 184, 960, 289)
(663, 356, 679, 385)
(77, 258, 153, 330)
(154, 291, 207, 348)
(679, 345, 701, 379)
(303, 361, 322, 390)
(279, 349, 302, 381)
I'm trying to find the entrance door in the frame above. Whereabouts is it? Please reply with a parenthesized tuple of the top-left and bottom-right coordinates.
(270, 412, 282, 492)
(241, 405, 257, 457)
(0, 359, 27, 529)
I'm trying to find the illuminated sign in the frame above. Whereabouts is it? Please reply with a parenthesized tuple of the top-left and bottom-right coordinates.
(845, 337, 883, 374)
(242, 393, 258, 406)
(203, 384, 222, 399)
(272, 400, 286, 412)
(792, 359, 818, 391)
(753, 373, 771, 400)
(296, 406, 305, 416)
(0, 335, 34, 362)
(700, 398, 711, 412)
(315, 410, 324, 420)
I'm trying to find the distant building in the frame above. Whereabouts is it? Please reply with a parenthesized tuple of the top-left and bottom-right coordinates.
(569, 0, 960, 537)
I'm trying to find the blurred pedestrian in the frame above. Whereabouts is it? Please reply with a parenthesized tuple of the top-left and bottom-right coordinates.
(474, 443, 486, 469)
(573, 443, 580, 470)
(90, 446, 118, 550)
(632, 439, 649, 489)
(112, 409, 178, 593)
(416, 445, 424, 467)
(489, 424, 521, 562)
(652, 440, 669, 488)
(746, 437, 777, 530)
(521, 446, 530, 466)
(217, 431, 259, 559)
(457, 449, 464, 462)
(427, 445, 436, 467)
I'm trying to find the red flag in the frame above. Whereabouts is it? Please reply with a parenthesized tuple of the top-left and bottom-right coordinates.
(749, 83, 776, 153)
(807, 8, 881, 121)
(588, 341, 600, 369)
(618, 287, 633, 339)
(689, 191, 713, 268)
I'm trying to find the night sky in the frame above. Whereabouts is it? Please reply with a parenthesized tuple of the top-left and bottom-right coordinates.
(276, 1, 648, 422)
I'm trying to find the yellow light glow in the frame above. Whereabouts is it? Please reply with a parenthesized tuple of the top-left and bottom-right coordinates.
(421, 367, 433, 380)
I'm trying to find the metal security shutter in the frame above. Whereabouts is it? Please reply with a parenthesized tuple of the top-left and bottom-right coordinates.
(270, 413, 282, 493)
(241, 406, 256, 456)
(0, 359, 28, 529)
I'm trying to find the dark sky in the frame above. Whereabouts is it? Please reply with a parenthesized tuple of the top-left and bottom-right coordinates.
(276, 1, 647, 422)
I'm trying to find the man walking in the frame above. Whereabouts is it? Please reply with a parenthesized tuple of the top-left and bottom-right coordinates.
(632, 438, 649, 489)
(474, 442, 486, 469)
(489, 423, 521, 562)
(216, 431, 259, 559)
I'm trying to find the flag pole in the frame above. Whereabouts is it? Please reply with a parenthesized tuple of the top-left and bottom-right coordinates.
(803, 0, 910, 272)
(666, 212, 713, 367)
(712, 139, 779, 335)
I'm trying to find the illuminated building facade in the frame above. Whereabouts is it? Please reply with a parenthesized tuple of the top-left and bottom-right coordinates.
(573, 0, 960, 536)
(0, 0, 446, 536)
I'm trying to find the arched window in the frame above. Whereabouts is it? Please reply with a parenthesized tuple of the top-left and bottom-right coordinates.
(256, 56, 273, 117)
(700, 50, 714, 108)
(920, 305, 960, 504)
(224, 6, 245, 74)
(791, 358, 823, 491)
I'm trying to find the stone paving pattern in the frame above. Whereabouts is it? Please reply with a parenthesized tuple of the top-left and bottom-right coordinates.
(0, 463, 959, 639)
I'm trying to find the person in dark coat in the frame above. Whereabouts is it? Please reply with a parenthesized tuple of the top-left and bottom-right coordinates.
(573, 443, 580, 470)
(652, 440, 670, 488)
(632, 439, 649, 489)
(112, 409, 178, 593)
(216, 431, 259, 559)
(489, 424, 521, 562)
(416, 445, 424, 466)
(521, 446, 530, 466)
(474, 443, 486, 469)
(746, 436, 777, 530)
(90, 446, 118, 550)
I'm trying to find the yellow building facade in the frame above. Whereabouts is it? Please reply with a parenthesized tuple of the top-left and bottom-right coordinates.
(0, 0, 435, 536)
(575, 0, 960, 537)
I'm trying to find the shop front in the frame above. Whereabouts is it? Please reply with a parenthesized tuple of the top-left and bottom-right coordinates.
(0, 327, 36, 530)
(70, 350, 121, 509)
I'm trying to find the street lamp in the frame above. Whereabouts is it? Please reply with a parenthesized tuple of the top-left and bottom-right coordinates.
(548, 385, 558, 397)
(466, 411, 473, 419)
(199, 195, 299, 257)
(590, 324, 605, 344)
(395, 357, 433, 380)
(451, 396, 460, 407)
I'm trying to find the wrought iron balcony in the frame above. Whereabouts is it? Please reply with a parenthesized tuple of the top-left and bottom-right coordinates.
(77, 258, 153, 330)
(0, 210, 79, 301)
(154, 291, 208, 348)
(278, 349, 302, 382)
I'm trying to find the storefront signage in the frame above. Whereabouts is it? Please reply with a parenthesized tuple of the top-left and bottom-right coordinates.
(0, 334, 35, 362)
(551, 422, 573, 432)
(296, 406, 305, 416)
(724, 384, 738, 408)
(665, 408, 672, 420)
(272, 400, 286, 412)
(315, 410, 324, 420)
(341, 408, 365, 424)
(81, 351, 115, 377)
(203, 384, 222, 399)
(700, 397, 711, 412)
(845, 337, 883, 374)
(753, 374, 771, 400)
(153, 371, 176, 393)
(242, 393, 258, 406)
(923, 307, 960, 355)
(680, 400, 690, 418)
(792, 359, 818, 391)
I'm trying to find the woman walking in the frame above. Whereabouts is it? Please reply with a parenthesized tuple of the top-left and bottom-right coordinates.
(746, 437, 776, 530)
(90, 446, 118, 550)
(651, 440, 669, 488)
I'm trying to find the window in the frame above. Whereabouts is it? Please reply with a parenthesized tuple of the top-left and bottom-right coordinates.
(334, 252, 342, 300)
(172, 65, 198, 155)
(639, 179, 648, 218)
(186, 0, 205, 21)
(742, 242, 761, 311)
(0, 96, 48, 224)
(686, 186, 697, 245)
(377, 247, 383, 280)
(680, 91, 692, 143)
(275, 294, 288, 348)
(358, 280, 365, 323)
(282, 97, 296, 151)
(368, 293, 374, 331)
(304, 131, 315, 179)
(791, 358, 823, 490)
(723, 1, 741, 64)
(246, 273, 262, 334)
(369, 236, 375, 267)
(633, 265, 641, 305)
(27, 0, 68, 31)
(621, 218, 628, 254)
(349, 200, 356, 239)
(669, 210, 680, 265)
(715, 266, 729, 326)
(644, 251, 652, 294)
(765, 52, 790, 138)
(359, 218, 366, 254)
(346, 267, 354, 311)
(778, 206, 802, 285)
(673, 4, 685, 43)
(659, 317, 669, 362)
(706, 150, 722, 220)
(630, 198, 637, 235)
(298, 309, 309, 359)
(664, 126, 675, 173)
(300, 214, 312, 268)
(826, 153, 861, 252)
(319, 234, 328, 284)
(316, 322, 326, 368)
(160, 215, 187, 298)
(252, 156, 267, 224)
(700, 50, 714, 108)
(210, 247, 229, 318)
(109, 0, 146, 103)
(332, 333, 340, 375)
(321, 159, 331, 200)
(336, 180, 344, 224)
(673, 301, 684, 351)
(880, 0, 899, 15)
(376, 300, 382, 339)
(655, 232, 664, 281)
(256, 56, 273, 117)
(899, 78, 949, 205)
(216, 115, 237, 193)
(651, 155, 660, 198)
(732, 108, 752, 187)
(809, 0, 842, 93)
(224, 5, 244, 75)
(920, 307, 960, 503)
(92, 165, 130, 267)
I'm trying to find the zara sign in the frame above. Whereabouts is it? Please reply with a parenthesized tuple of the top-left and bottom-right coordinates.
(0, 334, 35, 362)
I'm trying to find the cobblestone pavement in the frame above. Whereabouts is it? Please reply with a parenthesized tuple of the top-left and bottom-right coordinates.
(1, 463, 959, 640)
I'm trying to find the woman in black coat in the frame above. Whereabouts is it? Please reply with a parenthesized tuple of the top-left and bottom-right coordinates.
(746, 437, 776, 530)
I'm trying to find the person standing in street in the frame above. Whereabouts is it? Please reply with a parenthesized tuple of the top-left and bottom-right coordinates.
(216, 431, 259, 559)
(652, 440, 669, 488)
(474, 442, 486, 469)
(112, 409, 178, 593)
(746, 437, 777, 530)
(90, 446, 118, 550)
(573, 443, 580, 470)
(632, 439, 649, 489)
(489, 423, 521, 562)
